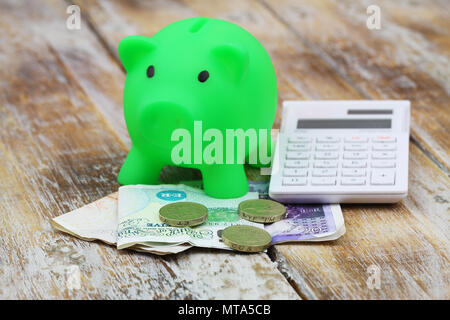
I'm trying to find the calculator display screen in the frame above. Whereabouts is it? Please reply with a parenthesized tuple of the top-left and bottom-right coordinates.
(297, 119, 391, 129)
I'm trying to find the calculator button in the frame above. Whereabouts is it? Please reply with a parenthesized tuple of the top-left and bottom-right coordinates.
(316, 136, 340, 143)
(311, 177, 336, 185)
(342, 169, 366, 177)
(342, 160, 367, 168)
(289, 135, 312, 143)
(371, 169, 395, 185)
(287, 143, 311, 151)
(285, 160, 309, 168)
(372, 143, 396, 151)
(283, 177, 307, 186)
(316, 144, 339, 151)
(315, 152, 339, 159)
(283, 168, 308, 177)
(341, 178, 366, 185)
(372, 136, 396, 143)
(343, 152, 368, 159)
(313, 169, 337, 177)
(286, 152, 310, 159)
(345, 136, 368, 143)
(372, 152, 396, 159)
(371, 160, 396, 168)
(314, 160, 338, 168)
(344, 143, 368, 151)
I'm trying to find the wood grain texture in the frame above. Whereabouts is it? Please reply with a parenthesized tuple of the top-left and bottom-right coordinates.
(0, 0, 298, 299)
(260, 0, 450, 170)
(74, 0, 450, 299)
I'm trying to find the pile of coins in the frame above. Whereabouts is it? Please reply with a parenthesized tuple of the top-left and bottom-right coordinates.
(159, 198, 286, 253)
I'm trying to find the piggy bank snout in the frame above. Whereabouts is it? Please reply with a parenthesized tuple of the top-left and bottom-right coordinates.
(138, 102, 193, 143)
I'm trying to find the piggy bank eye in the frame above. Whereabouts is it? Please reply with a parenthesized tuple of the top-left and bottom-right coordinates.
(146, 65, 155, 78)
(198, 70, 209, 83)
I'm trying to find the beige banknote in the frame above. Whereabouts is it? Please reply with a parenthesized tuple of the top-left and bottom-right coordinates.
(51, 192, 191, 255)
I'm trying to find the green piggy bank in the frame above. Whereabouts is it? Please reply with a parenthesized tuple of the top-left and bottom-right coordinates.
(118, 17, 277, 198)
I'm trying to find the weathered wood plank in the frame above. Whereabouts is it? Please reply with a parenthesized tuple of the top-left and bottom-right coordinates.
(77, 0, 450, 299)
(260, 0, 450, 170)
(0, 0, 298, 299)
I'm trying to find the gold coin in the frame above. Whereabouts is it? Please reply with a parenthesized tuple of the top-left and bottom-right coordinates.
(238, 199, 286, 223)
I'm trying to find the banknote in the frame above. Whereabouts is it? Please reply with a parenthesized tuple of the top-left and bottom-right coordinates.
(51, 192, 192, 255)
(117, 184, 262, 250)
(52, 177, 345, 255)
(265, 204, 345, 243)
(131, 243, 191, 255)
(248, 180, 345, 243)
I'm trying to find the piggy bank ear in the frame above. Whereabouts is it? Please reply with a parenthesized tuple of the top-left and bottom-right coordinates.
(118, 35, 156, 72)
(210, 44, 249, 82)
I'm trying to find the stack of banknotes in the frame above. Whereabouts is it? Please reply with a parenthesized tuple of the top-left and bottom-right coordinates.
(51, 179, 345, 255)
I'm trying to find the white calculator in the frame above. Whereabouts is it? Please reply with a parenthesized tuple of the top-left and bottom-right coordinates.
(269, 100, 410, 203)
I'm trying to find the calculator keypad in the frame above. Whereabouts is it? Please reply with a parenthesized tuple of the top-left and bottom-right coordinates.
(283, 135, 398, 186)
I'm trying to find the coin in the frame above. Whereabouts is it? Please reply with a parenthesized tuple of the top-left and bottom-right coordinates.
(159, 202, 208, 227)
(238, 199, 286, 223)
(221, 225, 272, 252)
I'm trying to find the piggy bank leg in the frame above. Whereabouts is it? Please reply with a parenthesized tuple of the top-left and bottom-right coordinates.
(202, 164, 248, 198)
(246, 132, 274, 168)
(118, 147, 162, 185)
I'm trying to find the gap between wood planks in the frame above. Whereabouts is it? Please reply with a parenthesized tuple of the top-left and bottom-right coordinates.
(258, 0, 450, 176)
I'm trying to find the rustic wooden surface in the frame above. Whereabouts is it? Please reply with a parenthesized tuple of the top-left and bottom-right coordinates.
(0, 0, 448, 299)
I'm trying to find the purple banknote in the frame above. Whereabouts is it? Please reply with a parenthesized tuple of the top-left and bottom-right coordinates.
(248, 180, 344, 244)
